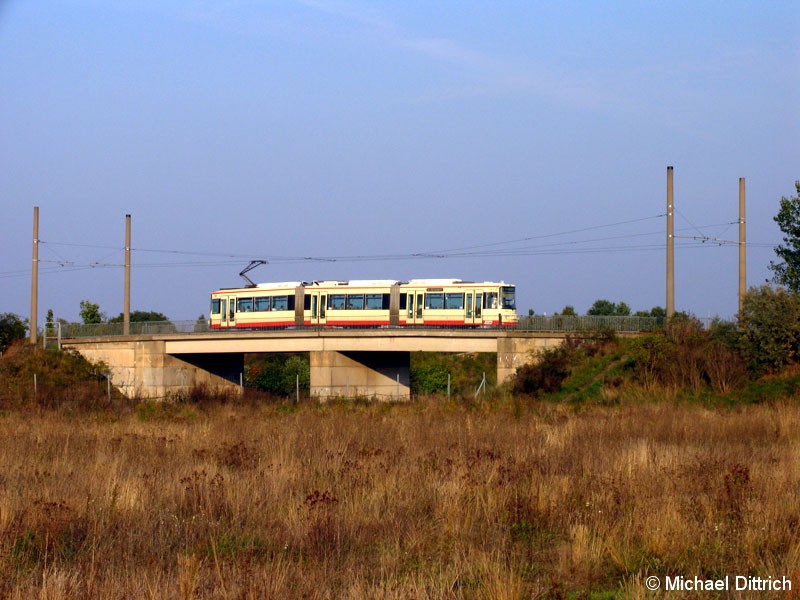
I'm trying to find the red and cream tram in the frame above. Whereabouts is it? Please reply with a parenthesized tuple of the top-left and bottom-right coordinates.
(209, 279, 517, 329)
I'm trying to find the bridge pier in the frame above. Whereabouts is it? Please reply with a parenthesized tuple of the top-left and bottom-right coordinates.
(310, 351, 410, 400)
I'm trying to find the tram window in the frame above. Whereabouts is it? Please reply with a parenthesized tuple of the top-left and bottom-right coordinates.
(304, 295, 311, 310)
(501, 287, 516, 310)
(426, 293, 444, 310)
(445, 293, 464, 310)
(346, 294, 365, 310)
(328, 294, 346, 310)
(211, 299, 221, 315)
(255, 297, 271, 312)
(399, 295, 407, 310)
(237, 298, 254, 313)
(272, 296, 289, 311)
(485, 292, 498, 309)
(365, 294, 383, 310)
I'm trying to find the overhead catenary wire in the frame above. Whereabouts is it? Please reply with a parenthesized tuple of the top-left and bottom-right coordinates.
(418, 213, 667, 255)
(0, 214, 776, 279)
(0, 241, 775, 278)
(35, 214, 668, 260)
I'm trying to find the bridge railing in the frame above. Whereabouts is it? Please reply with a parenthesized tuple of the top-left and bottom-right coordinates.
(59, 316, 665, 338)
(60, 321, 204, 338)
(515, 315, 662, 332)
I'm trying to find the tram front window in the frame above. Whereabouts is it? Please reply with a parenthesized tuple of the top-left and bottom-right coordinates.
(501, 287, 516, 310)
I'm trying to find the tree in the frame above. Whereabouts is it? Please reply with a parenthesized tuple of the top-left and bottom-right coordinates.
(558, 305, 577, 316)
(108, 310, 169, 323)
(587, 299, 630, 316)
(634, 307, 667, 320)
(0, 313, 27, 352)
(78, 301, 101, 324)
(194, 314, 209, 333)
(79, 300, 104, 324)
(770, 181, 800, 292)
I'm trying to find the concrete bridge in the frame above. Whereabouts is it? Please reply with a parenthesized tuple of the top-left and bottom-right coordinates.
(63, 329, 575, 400)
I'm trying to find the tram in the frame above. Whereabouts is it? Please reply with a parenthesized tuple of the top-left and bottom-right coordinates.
(209, 279, 517, 329)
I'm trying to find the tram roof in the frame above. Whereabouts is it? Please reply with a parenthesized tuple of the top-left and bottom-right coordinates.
(253, 281, 305, 289)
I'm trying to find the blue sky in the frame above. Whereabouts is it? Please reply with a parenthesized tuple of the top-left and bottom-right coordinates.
(1, 1, 798, 323)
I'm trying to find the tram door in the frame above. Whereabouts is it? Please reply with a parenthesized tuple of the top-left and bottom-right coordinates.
(406, 292, 424, 325)
(465, 291, 477, 326)
(465, 291, 484, 326)
(309, 292, 327, 326)
(222, 296, 237, 328)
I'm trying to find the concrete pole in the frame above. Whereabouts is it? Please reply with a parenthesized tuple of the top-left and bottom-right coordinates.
(30, 207, 39, 345)
(124, 214, 131, 335)
(666, 167, 675, 320)
(739, 178, 746, 315)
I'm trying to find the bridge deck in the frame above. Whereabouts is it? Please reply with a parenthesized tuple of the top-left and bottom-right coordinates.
(62, 329, 630, 399)
(64, 329, 565, 355)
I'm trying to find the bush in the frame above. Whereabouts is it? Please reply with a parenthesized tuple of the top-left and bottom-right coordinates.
(664, 316, 707, 391)
(705, 320, 748, 393)
(626, 317, 748, 394)
(246, 353, 309, 396)
(410, 352, 496, 397)
(740, 285, 800, 373)
(0, 313, 27, 353)
(626, 334, 676, 390)
(512, 346, 572, 396)
(410, 361, 450, 394)
(0, 346, 117, 411)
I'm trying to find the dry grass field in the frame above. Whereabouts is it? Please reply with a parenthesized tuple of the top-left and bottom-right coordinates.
(1, 397, 799, 598)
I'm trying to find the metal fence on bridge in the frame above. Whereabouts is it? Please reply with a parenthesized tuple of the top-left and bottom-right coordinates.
(515, 315, 661, 332)
(52, 315, 665, 340)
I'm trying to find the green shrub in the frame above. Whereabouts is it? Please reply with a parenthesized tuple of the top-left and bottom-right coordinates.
(0, 346, 115, 411)
(246, 353, 309, 396)
(626, 318, 748, 393)
(512, 346, 572, 396)
(0, 313, 27, 353)
(409, 352, 496, 396)
(622, 334, 672, 390)
(740, 285, 800, 373)
(410, 361, 450, 394)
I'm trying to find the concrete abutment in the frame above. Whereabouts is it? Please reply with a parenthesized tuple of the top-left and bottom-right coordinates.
(67, 338, 243, 399)
(496, 335, 564, 383)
